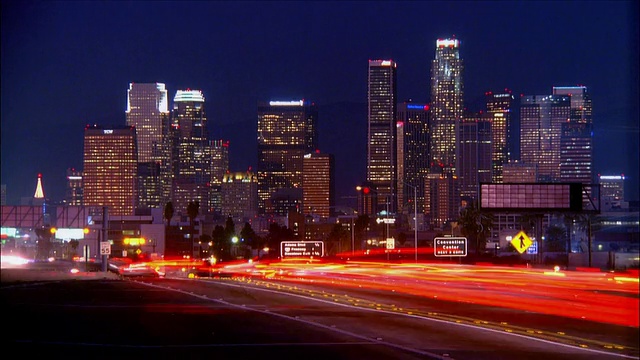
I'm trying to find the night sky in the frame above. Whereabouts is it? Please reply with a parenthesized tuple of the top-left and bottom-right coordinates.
(1, 1, 638, 206)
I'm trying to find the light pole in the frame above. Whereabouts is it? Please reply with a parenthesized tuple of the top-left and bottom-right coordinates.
(399, 181, 419, 264)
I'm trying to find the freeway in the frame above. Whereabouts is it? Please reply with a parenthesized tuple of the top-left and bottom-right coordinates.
(1, 259, 638, 360)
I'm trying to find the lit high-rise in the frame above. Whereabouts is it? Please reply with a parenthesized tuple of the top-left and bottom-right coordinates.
(430, 38, 464, 176)
(126, 83, 171, 211)
(485, 90, 514, 183)
(367, 60, 397, 213)
(171, 89, 211, 215)
(257, 100, 318, 214)
(553, 86, 593, 186)
(83, 125, 138, 216)
(520, 95, 571, 182)
(125, 83, 169, 163)
(303, 151, 335, 218)
(397, 102, 430, 214)
(459, 111, 492, 200)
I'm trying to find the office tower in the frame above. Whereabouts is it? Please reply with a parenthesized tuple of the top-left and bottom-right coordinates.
(367, 60, 397, 213)
(221, 171, 258, 220)
(303, 151, 335, 218)
(65, 168, 83, 206)
(599, 174, 625, 210)
(172, 89, 211, 215)
(430, 38, 464, 176)
(83, 125, 138, 216)
(126, 83, 171, 211)
(503, 161, 537, 183)
(257, 100, 318, 214)
(486, 90, 514, 183)
(553, 86, 593, 186)
(459, 112, 492, 199)
(397, 102, 430, 215)
(520, 95, 571, 182)
(126, 83, 169, 163)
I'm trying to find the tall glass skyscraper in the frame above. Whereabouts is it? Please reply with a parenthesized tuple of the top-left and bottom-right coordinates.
(171, 89, 210, 215)
(397, 102, 429, 214)
(459, 111, 492, 199)
(126, 83, 170, 211)
(485, 90, 514, 183)
(367, 60, 397, 213)
(553, 86, 593, 185)
(520, 94, 571, 182)
(126, 83, 169, 163)
(430, 38, 464, 176)
(257, 100, 318, 214)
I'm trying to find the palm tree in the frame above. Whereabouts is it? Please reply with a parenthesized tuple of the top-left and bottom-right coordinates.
(187, 201, 200, 258)
(164, 201, 174, 226)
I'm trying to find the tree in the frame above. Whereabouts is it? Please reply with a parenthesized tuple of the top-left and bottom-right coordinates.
(265, 222, 295, 257)
(35, 226, 54, 260)
(164, 201, 174, 226)
(212, 225, 226, 260)
(545, 224, 567, 252)
(327, 223, 349, 255)
(458, 200, 493, 256)
(187, 201, 200, 258)
(240, 222, 259, 250)
(397, 232, 407, 247)
(69, 239, 80, 259)
(354, 214, 370, 252)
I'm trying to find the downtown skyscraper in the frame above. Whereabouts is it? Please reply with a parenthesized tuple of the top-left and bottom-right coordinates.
(126, 83, 171, 211)
(430, 38, 464, 176)
(126, 83, 169, 163)
(171, 89, 211, 215)
(367, 60, 397, 213)
(397, 102, 430, 215)
(257, 100, 318, 214)
(553, 86, 593, 185)
(485, 90, 515, 183)
(520, 94, 571, 182)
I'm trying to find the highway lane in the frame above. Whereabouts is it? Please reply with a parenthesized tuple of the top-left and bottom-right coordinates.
(1, 270, 637, 359)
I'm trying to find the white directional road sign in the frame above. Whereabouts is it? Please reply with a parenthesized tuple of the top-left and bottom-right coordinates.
(376, 218, 396, 224)
(281, 241, 324, 258)
(434, 237, 467, 257)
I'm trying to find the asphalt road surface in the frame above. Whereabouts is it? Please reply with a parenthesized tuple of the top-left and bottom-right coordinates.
(2, 268, 638, 360)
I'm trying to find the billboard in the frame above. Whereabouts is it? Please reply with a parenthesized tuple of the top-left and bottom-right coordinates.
(479, 183, 583, 212)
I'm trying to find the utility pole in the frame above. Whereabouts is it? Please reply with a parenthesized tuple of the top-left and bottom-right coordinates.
(413, 185, 418, 263)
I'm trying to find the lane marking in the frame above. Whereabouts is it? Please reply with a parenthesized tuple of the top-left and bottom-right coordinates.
(151, 277, 638, 359)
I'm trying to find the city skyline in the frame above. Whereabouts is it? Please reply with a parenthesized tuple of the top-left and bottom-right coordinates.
(2, 1, 638, 205)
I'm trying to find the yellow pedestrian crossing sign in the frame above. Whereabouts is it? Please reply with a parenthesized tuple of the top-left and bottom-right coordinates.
(511, 231, 532, 254)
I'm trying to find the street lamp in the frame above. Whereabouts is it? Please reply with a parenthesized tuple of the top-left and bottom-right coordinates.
(403, 182, 418, 264)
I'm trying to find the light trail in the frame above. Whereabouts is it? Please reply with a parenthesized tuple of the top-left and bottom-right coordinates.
(149, 257, 639, 327)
